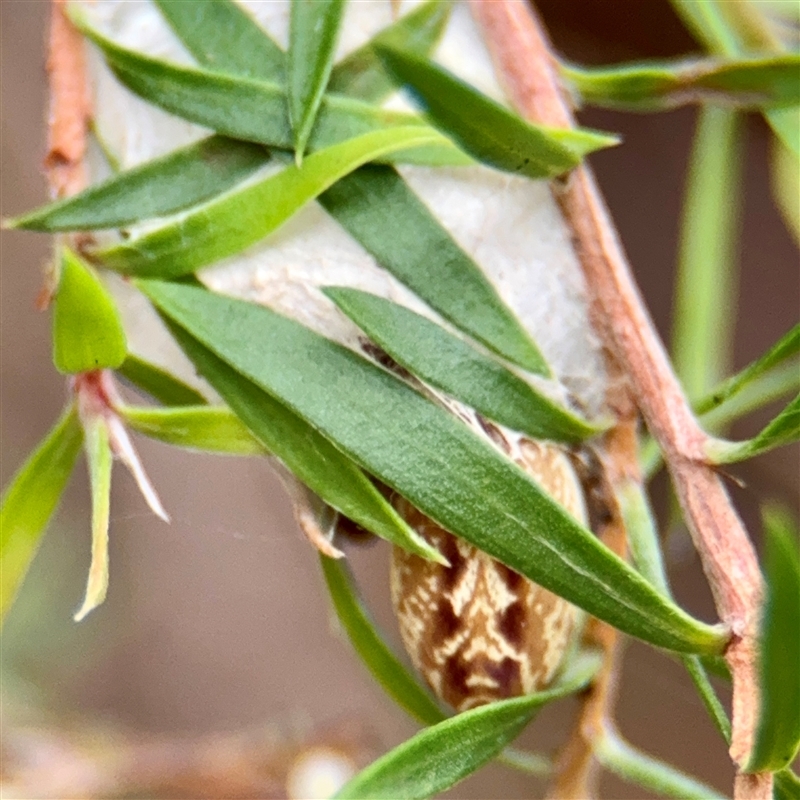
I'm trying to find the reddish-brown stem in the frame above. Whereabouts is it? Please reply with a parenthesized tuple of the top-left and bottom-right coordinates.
(472, 2, 768, 797)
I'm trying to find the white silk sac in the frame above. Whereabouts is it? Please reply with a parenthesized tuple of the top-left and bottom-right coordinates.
(78, 0, 609, 527)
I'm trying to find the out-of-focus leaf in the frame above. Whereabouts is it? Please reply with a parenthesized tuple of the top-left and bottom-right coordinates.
(772, 138, 800, 243)
(335, 650, 602, 800)
(73, 418, 113, 622)
(0, 407, 83, 621)
(288, 0, 345, 163)
(328, 1, 452, 102)
(94, 127, 451, 279)
(746, 506, 800, 772)
(122, 405, 264, 455)
(326, 287, 603, 441)
(320, 554, 445, 725)
(154, 0, 284, 79)
(706, 393, 800, 463)
(595, 726, 728, 800)
(775, 768, 800, 800)
(565, 54, 800, 110)
(117, 354, 207, 406)
(142, 280, 728, 655)
(319, 165, 546, 374)
(695, 324, 800, 415)
(52, 249, 127, 374)
(71, 11, 466, 167)
(165, 321, 445, 565)
(375, 44, 618, 178)
(7, 136, 270, 231)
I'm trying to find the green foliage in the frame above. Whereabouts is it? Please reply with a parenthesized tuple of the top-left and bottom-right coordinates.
(70, 9, 466, 168)
(747, 506, 800, 772)
(328, 1, 452, 102)
(73, 416, 113, 621)
(336, 651, 602, 799)
(8, 136, 270, 231)
(0, 407, 83, 621)
(376, 45, 619, 179)
(52, 249, 127, 374)
(320, 555, 445, 726)
(318, 166, 547, 373)
(116, 354, 207, 406)
(154, 0, 284, 79)
(165, 321, 443, 564)
(142, 280, 726, 654)
(288, 0, 345, 163)
(93, 127, 449, 278)
(122, 406, 264, 456)
(565, 54, 800, 111)
(325, 286, 604, 441)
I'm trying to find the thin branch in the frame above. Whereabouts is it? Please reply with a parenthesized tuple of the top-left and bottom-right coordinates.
(472, 2, 767, 798)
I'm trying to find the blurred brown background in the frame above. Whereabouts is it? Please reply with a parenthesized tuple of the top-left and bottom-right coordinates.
(1, 1, 798, 797)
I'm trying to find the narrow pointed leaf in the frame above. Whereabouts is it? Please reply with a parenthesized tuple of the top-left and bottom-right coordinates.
(375, 45, 619, 179)
(142, 281, 728, 655)
(154, 0, 284, 80)
(289, 0, 345, 163)
(706, 393, 800, 463)
(8, 136, 270, 232)
(73, 418, 113, 621)
(775, 769, 800, 800)
(595, 728, 728, 800)
(328, 1, 452, 103)
(71, 12, 465, 167)
(320, 554, 445, 725)
(335, 650, 602, 800)
(325, 287, 600, 441)
(94, 127, 449, 279)
(165, 321, 444, 565)
(117, 354, 207, 406)
(695, 324, 800, 415)
(52, 249, 127, 374)
(565, 54, 800, 111)
(0, 407, 83, 621)
(319, 165, 547, 374)
(122, 406, 264, 455)
(746, 506, 800, 772)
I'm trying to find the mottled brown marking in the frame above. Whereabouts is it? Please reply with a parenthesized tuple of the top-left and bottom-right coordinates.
(477, 414, 513, 454)
(390, 436, 588, 712)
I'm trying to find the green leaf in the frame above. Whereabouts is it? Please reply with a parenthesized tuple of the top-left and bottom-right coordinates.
(7, 136, 270, 232)
(564, 54, 800, 111)
(595, 727, 728, 800)
(164, 320, 445, 565)
(0, 407, 84, 621)
(706, 393, 800, 463)
(375, 44, 619, 179)
(325, 287, 602, 442)
(328, 1, 452, 103)
(695, 324, 800, 415)
(289, 0, 345, 163)
(671, 107, 743, 400)
(320, 554, 445, 725)
(767, 105, 800, 162)
(747, 505, 800, 772)
(52, 248, 127, 374)
(318, 165, 547, 374)
(73, 417, 113, 621)
(775, 769, 800, 800)
(121, 405, 264, 455)
(71, 11, 466, 168)
(117, 354, 207, 406)
(335, 650, 601, 800)
(142, 281, 728, 655)
(772, 138, 800, 243)
(154, 0, 284, 80)
(94, 127, 450, 279)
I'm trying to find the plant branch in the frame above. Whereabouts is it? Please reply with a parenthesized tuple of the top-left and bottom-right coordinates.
(472, 2, 767, 797)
